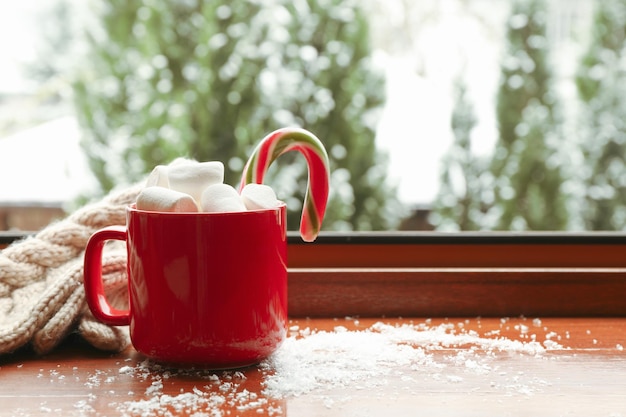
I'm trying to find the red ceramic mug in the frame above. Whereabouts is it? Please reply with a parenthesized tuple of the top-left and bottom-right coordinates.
(83, 204, 287, 368)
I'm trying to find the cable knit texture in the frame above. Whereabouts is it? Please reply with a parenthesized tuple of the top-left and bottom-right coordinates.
(0, 183, 143, 355)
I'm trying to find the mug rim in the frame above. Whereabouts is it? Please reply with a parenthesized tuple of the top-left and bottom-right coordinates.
(127, 201, 287, 216)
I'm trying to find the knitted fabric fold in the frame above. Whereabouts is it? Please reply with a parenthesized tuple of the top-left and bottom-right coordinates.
(0, 183, 143, 355)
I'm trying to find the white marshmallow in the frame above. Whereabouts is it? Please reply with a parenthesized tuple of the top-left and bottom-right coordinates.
(136, 187, 199, 212)
(200, 184, 247, 213)
(241, 183, 280, 210)
(146, 165, 170, 188)
(168, 161, 224, 205)
(169, 157, 197, 167)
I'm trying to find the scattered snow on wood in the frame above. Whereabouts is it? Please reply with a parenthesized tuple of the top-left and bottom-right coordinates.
(100, 319, 575, 415)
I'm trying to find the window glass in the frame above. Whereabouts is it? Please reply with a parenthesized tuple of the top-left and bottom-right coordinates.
(1, 0, 623, 233)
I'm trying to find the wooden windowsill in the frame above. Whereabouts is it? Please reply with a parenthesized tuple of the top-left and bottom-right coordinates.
(3, 232, 626, 414)
(4, 231, 626, 317)
(1, 317, 625, 416)
(287, 232, 626, 317)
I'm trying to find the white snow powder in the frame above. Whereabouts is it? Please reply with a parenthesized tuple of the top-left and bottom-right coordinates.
(261, 321, 563, 399)
(107, 320, 572, 415)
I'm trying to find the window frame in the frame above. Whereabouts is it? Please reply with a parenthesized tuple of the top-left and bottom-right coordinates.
(3, 230, 626, 318)
(288, 232, 626, 318)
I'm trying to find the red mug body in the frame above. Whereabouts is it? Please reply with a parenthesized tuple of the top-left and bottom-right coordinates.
(84, 204, 288, 368)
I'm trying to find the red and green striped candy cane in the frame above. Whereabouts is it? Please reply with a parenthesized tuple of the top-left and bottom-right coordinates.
(239, 127, 330, 242)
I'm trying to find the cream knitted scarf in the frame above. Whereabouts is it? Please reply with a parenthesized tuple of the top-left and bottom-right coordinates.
(0, 183, 143, 355)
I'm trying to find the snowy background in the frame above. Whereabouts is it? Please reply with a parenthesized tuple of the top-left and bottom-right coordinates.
(0, 0, 592, 207)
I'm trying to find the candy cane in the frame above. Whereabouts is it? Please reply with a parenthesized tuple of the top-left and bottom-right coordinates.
(239, 128, 330, 242)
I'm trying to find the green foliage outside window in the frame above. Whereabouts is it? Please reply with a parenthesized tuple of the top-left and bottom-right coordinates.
(430, 75, 487, 231)
(73, 0, 402, 231)
(433, 0, 626, 231)
(576, 0, 626, 230)
(490, 0, 568, 230)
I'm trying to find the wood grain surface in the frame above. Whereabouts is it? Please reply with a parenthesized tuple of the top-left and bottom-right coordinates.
(288, 267, 626, 317)
(1, 317, 625, 417)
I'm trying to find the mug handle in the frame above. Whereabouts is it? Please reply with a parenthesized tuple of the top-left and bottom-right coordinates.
(83, 225, 130, 326)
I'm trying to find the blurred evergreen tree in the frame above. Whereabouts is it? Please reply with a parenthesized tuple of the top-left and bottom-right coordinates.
(575, 1, 626, 230)
(74, 0, 269, 192)
(489, 0, 568, 230)
(261, 0, 400, 230)
(430, 75, 488, 231)
(73, 0, 401, 231)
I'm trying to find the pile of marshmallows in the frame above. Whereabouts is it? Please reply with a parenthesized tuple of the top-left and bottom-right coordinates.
(136, 159, 280, 213)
